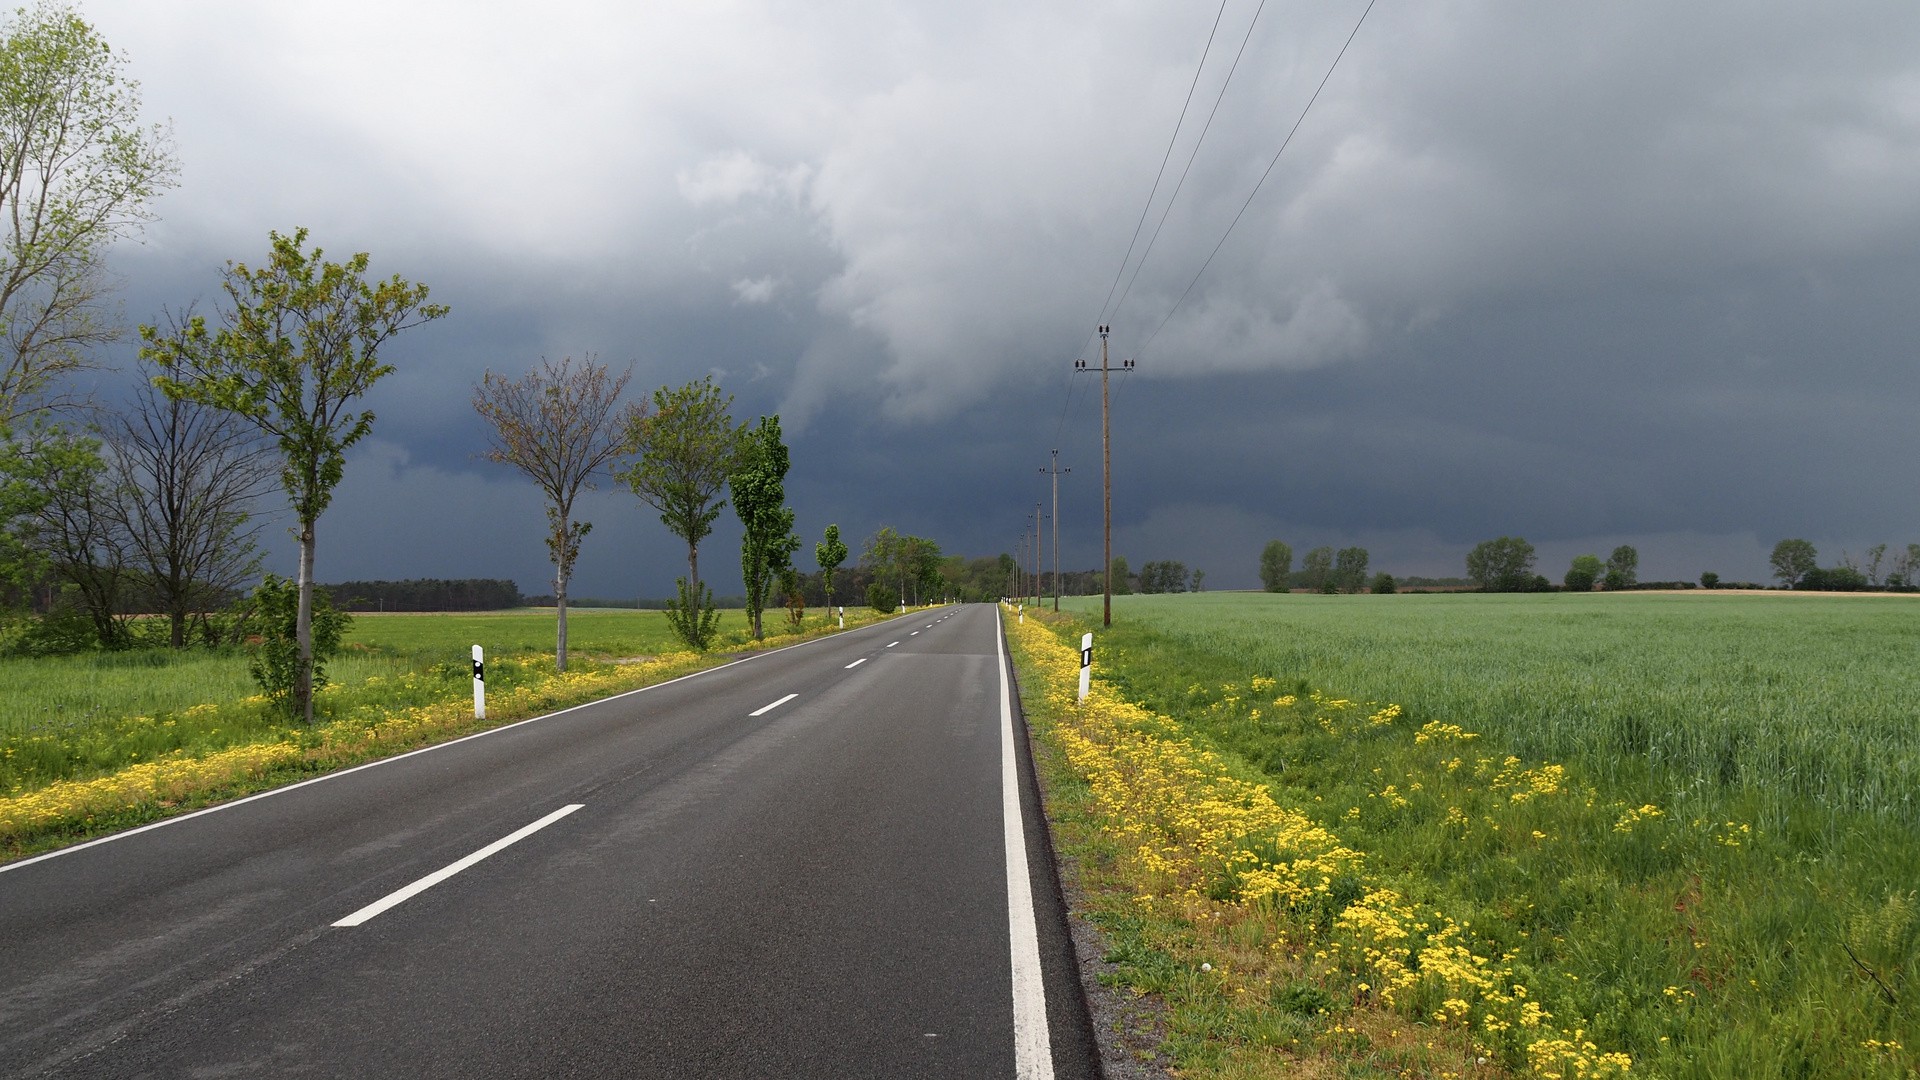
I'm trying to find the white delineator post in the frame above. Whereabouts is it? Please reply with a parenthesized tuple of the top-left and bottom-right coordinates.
(472, 645, 485, 720)
(838, 605, 844, 629)
(1018, 602, 1024, 625)
(1078, 632, 1093, 703)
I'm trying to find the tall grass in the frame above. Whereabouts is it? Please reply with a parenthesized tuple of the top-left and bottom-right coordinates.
(1045, 593, 1920, 1078)
(1069, 592, 1920, 822)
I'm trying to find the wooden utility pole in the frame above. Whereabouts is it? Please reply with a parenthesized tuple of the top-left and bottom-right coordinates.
(1036, 503, 1052, 611)
(1076, 325, 1130, 627)
(1041, 451, 1069, 612)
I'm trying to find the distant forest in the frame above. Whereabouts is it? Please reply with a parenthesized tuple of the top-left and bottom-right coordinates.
(322, 579, 522, 612)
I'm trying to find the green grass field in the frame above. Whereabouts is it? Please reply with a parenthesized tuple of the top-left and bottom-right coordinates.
(1070, 591, 1920, 821)
(1048, 591, 1920, 1078)
(0, 607, 767, 797)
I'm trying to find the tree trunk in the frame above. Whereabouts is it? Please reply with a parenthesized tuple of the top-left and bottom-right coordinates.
(296, 520, 315, 725)
(555, 568, 569, 673)
(689, 541, 699, 596)
(170, 609, 186, 649)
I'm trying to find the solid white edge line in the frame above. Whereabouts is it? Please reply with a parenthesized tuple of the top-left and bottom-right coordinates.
(749, 693, 799, 717)
(997, 609, 1055, 1079)
(845, 658, 868, 669)
(1, 609, 928, 876)
(333, 804, 583, 927)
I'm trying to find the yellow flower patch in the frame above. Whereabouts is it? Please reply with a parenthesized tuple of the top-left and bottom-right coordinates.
(1008, 613, 1633, 1078)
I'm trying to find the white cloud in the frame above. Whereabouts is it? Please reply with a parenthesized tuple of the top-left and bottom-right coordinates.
(730, 275, 782, 304)
(679, 153, 812, 208)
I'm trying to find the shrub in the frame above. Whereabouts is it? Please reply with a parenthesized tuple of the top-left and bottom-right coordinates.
(1369, 572, 1397, 594)
(1700, 571, 1721, 589)
(248, 574, 351, 713)
(664, 576, 722, 651)
(867, 581, 899, 612)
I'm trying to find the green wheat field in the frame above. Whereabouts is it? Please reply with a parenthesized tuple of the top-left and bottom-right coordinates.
(1056, 590, 1920, 1077)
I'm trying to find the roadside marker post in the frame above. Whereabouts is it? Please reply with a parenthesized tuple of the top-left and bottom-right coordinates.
(472, 645, 485, 720)
(1019, 602, 1024, 625)
(838, 605, 844, 629)
(1078, 633, 1092, 703)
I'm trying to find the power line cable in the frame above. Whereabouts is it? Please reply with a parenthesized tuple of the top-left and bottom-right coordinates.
(1093, 0, 1233, 329)
(1138, 0, 1378, 359)
(1109, 0, 1270, 325)
(1052, 0, 1234, 448)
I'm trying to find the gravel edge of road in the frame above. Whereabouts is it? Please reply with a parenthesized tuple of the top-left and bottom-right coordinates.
(1009, 661, 1176, 1080)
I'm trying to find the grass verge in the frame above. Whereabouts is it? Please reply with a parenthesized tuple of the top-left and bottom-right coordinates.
(1009, 605, 1920, 1079)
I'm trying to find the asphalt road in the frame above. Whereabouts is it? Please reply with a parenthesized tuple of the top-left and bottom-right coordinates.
(0, 604, 1098, 1079)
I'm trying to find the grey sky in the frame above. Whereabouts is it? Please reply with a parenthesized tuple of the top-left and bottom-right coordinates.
(76, 0, 1920, 593)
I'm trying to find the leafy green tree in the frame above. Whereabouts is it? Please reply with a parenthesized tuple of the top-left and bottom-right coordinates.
(616, 377, 742, 649)
(1604, 545, 1639, 590)
(1369, 571, 1396, 594)
(1301, 546, 1335, 593)
(1259, 540, 1292, 593)
(145, 229, 445, 722)
(730, 415, 800, 640)
(904, 536, 944, 604)
(1139, 560, 1188, 593)
(1335, 547, 1370, 593)
(473, 356, 637, 671)
(1800, 564, 1866, 592)
(0, 3, 177, 424)
(1565, 553, 1601, 592)
(1699, 571, 1720, 589)
(248, 573, 349, 714)
(815, 524, 848, 611)
(1109, 555, 1132, 595)
(866, 580, 898, 613)
(862, 527, 903, 603)
(1465, 536, 1536, 592)
(1769, 538, 1816, 589)
(778, 565, 805, 626)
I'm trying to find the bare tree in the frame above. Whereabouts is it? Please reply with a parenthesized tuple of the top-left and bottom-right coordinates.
(0, 4, 177, 423)
(16, 420, 127, 645)
(105, 351, 275, 647)
(474, 355, 637, 671)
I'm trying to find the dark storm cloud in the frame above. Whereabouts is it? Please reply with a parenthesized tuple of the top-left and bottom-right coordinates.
(76, 0, 1920, 594)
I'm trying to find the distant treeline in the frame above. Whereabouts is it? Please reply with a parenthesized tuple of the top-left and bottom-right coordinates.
(521, 594, 748, 610)
(323, 579, 522, 612)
